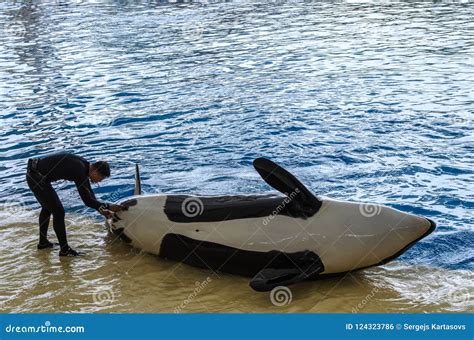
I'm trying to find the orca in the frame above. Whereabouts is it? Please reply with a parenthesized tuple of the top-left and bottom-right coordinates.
(108, 158, 436, 292)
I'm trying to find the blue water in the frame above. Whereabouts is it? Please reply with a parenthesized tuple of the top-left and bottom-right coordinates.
(0, 1, 472, 274)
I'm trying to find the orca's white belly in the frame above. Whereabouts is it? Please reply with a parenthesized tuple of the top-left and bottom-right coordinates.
(110, 195, 433, 274)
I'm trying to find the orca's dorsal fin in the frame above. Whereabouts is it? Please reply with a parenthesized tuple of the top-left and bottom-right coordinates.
(134, 163, 142, 196)
(253, 157, 321, 213)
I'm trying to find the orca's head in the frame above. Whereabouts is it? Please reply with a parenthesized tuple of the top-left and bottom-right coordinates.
(374, 205, 436, 247)
(305, 199, 437, 273)
(360, 203, 437, 267)
(365, 205, 436, 266)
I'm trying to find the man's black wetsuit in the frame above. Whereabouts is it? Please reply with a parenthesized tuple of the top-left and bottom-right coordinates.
(26, 152, 108, 252)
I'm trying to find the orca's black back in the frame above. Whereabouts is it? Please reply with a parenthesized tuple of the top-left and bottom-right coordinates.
(164, 194, 314, 223)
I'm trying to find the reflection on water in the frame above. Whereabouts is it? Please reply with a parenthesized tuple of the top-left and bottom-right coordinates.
(0, 1, 472, 313)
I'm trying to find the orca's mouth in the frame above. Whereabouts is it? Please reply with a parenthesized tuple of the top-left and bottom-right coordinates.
(424, 218, 437, 237)
(121, 198, 138, 208)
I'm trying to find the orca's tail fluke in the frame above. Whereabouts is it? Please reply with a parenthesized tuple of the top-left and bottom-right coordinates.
(134, 163, 142, 196)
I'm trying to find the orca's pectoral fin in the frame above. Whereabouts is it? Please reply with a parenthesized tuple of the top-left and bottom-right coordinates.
(250, 268, 301, 292)
(249, 261, 324, 292)
(253, 158, 322, 213)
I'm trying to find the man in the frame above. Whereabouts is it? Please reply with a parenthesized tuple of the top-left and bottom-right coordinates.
(26, 152, 126, 257)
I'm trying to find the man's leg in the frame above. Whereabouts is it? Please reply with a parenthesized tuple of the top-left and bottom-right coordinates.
(49, 198, 68, 251)
(38, 207, 53, 248)
(26, 172, 73, 254)
(27, 172, 54, 248)
(45, 188, 82, 256)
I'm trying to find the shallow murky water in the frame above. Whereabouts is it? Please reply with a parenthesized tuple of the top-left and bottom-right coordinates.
(0, 210, 472, 313)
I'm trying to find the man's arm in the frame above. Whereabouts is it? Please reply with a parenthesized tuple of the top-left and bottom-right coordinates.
(75, 178, 108, 212)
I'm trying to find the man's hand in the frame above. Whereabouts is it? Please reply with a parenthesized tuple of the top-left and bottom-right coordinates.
(109, 204, 127, 212)
(100, 209, 114, 219)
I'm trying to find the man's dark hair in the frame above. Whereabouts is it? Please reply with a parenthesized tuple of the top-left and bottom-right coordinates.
(92, 161, 110, 178)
